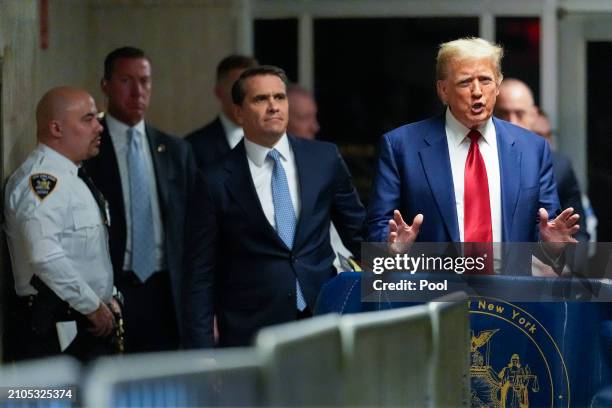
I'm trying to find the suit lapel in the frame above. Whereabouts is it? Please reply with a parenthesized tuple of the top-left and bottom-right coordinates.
(418, 116, 460, 241)
(494, 118, 521, 241)
(291, 136, 316, 249)
(146, 125, 170, 209)
(95, 120, 126, 217)
(83, 119, 127, 270)
(225, 142, 289, 249)
(211, 117, 232, 157)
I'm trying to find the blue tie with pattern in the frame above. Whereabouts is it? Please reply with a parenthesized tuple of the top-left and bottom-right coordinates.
(127, 128, 155, 282)
(268, 149, 307, 311)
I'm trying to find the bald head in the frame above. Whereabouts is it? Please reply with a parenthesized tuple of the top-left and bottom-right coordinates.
(495, 78, 537, 130)
(287, 84, 320, 140)
(37, 87, 93, 139)
(36, 86, 103, 163)
(532, 110, 553, 143)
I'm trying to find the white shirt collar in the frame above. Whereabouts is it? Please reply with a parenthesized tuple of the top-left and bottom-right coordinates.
(38, 143, 79, 175)
(244, 133, 291, 167)
(219, 111, 244, 149)
(445, 108, 494, 147)
(105, 113, 146, 138)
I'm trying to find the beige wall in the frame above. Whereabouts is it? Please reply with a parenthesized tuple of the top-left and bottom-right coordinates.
(0, 0, 38, 363)
(90, 0, 239, 136)
(36, 0, 92, 95)
(2, 0, 241, 179)
(1, 0, 91, 175)
(1, 0, 40, 175)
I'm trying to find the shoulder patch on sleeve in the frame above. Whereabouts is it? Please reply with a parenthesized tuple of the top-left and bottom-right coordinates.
(29, 173, 58, 201)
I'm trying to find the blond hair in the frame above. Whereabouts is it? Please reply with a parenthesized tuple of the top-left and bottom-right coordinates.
(436, 37, 504, 82)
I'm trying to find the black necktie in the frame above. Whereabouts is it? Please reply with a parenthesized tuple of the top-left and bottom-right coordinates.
(78, 166, 109, 226)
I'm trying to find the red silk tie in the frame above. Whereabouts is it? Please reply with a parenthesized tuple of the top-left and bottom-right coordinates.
(464, 129, 493, 274)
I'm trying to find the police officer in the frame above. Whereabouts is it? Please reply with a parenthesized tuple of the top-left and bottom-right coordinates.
(4, 86, 119, 361)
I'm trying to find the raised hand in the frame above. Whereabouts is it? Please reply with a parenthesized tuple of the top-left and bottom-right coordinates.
(539, 207, 580, 257)
(387, 210, 423, 253)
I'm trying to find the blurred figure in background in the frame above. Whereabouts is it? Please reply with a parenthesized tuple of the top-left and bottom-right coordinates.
(495, 78, 590, 273)
(531, 108, 597, 254)
(186, 55, 258, 170)
(495, 79, 589, 246)
(287, 83, 357, 271)
(287, 84, 320, 140)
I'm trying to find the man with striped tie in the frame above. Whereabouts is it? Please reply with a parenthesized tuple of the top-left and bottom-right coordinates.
(183, 66, 366, 348)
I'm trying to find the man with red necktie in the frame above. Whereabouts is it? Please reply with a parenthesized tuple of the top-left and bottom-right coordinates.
(367, 37, 579, 274)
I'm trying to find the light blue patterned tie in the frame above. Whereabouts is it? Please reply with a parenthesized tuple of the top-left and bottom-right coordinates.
(268, 149, 307, 311)
(127, 128, 155, 282)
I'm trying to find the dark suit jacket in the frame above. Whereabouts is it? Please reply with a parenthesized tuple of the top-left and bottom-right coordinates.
(552, 151, 589, 269)
(367, 114, 560, 243)
(185, 117, 231, 171)
(182, 136, 366, 348)
(552, 151, 588, 242)
(84, 119, 198, 323)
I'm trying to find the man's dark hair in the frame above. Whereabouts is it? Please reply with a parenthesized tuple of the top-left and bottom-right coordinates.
(216, 55, 258, 83)
(231, 65, 289, 106)
(103, 46, 147, 80)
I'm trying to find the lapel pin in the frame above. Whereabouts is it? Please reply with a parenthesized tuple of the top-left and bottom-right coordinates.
(157, 144, 166, 153)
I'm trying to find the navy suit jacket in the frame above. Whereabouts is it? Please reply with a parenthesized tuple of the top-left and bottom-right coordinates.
(185, 117, 231, 171)
(367, 114, 560, 243)
(84, 119, 198, 323)
(182, 136, 366, 348)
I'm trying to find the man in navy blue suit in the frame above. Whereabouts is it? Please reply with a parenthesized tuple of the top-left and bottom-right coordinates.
(185, 55, 258, 171)
(367, 37, 578, 265)
(183, 66, 366, 348)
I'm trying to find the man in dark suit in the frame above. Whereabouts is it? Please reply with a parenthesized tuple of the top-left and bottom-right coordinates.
(85, 47, 198, 352)
(495, 78, 589, 245)
(183, 66, 365, 348)
(185, 55, 258, 170)
(367, 38, 578, 268)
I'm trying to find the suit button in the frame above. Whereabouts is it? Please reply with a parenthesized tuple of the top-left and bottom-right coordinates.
(291, 256, 298, 263)
(288, 292, 293, 299)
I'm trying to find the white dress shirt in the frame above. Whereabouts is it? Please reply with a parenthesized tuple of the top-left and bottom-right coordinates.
(105, 114, 166, 271)
(219, 111, 244, 149)
(4, 144, 113, 314)
(244, 134, 301, 229)
(445, 108, 502, 243)
(445, 109, 503, 273)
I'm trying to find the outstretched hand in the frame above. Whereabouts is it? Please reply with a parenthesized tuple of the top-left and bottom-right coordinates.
(387, 210, 423, 253)
(539, 207, 580, 257)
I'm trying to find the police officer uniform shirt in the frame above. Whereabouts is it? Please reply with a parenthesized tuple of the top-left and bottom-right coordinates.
(4, 143, 113, 315)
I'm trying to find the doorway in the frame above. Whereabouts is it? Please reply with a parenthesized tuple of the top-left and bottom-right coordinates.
(559, 13, 612, 242)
